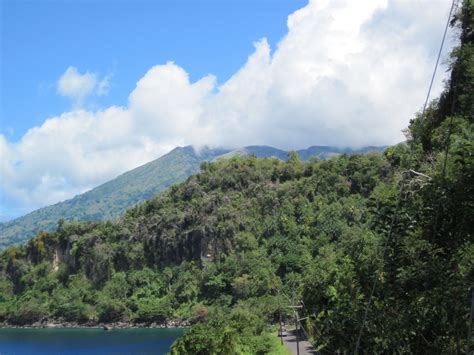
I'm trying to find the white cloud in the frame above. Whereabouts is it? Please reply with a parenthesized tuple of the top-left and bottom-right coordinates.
(57, 66, 97, 104)
(195, 0, 454, 149)
(1, 0, 455, 215)
(129, 62, 215, 142)
(57, 66, 111, 105)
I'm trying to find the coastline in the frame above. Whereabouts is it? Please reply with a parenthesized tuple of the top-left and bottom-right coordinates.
(0, 319, 191, 329)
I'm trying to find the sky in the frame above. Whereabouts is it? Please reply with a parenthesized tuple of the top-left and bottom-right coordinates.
(0, 0, 457, 220)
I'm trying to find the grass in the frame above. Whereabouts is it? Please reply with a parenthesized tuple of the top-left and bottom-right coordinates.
(265, 332, 291, 355)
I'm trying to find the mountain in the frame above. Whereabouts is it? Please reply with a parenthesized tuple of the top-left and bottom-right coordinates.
(0, 146, 229, 249)
(214, 145, 385, 162)
(297, 145, 386, 160)
(0, 145, 385, 249)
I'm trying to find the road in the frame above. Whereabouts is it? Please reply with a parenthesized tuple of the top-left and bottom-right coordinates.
(281, 329, 317, 355)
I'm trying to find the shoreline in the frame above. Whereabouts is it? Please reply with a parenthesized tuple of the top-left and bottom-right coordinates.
(0, 319, 191, 330)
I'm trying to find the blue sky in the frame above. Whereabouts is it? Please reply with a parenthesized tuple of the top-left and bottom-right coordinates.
(1, 0, 455, 219)
(1, 0, 306, 141)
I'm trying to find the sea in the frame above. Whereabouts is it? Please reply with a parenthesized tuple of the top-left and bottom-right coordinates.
(0, 328, 184, 355)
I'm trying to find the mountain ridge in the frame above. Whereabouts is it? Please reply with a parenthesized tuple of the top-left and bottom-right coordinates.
(0, 144, 385, 248)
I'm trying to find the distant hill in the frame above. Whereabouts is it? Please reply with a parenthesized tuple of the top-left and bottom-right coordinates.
(0, 144, 385, 248)
(296, 145, 386, 160)
(214, 145, 385, 162)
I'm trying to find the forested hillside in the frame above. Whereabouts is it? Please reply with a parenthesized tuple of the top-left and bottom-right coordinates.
(0, 146, 228, 249)
(0, 145, 382, 249)
(0, 1, 472, 353)
(0, 151, 401, 347)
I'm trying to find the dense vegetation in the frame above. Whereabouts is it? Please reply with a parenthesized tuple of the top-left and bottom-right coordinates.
(0, 150, 400, 350)
(0, 145, 380, 250)
(0, 146, 227, 249)
(0, 1, 472, 353)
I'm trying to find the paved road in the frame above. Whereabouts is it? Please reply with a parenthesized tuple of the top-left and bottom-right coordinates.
(281, 329, 317, 355)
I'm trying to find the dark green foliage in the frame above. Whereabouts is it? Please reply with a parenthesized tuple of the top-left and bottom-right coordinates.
(171, 302, 273, 355)
(0, 146, 229, 249)
(1, 135, 467, 352)
(0, 2, 472, 353)
(134, 297, 172, 323)
(0, 152, 393, 330)
(0, 145, 383, 249)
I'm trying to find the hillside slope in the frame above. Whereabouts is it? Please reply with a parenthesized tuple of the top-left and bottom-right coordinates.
(214, 145, 385, 161)
(0, 145, 384, 249)
(0, 141, 471, 353)
(0, 146, 229, 248)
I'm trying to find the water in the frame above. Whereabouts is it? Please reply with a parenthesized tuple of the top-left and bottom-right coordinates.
(0, 328, 185, 355)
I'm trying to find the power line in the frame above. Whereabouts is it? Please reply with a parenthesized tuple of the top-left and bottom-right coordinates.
(353, 0, 457, 353)
(354, 179, 404, 354)
(424, 1, 473, 352)
(420, 0, 458, 120)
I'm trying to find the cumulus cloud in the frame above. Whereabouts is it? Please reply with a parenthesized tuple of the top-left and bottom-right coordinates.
(57, 67, 97, 104)
(1, 0, 455, 215)
(57, 66, 111, 105)
(197, 0, 454, 148)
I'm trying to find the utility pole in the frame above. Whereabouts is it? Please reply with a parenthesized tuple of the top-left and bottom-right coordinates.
(468, 287, 473, 355)
(287, 279, 302, 355)
(275, 286, 285, 347)
(296, 314, 299, 355)
(289, 304, 303, 355)
(296, 311, 299, 355)
(279, 302, 283, 346)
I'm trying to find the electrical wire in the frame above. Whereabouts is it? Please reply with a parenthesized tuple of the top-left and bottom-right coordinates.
(353, 0, 458, 352)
